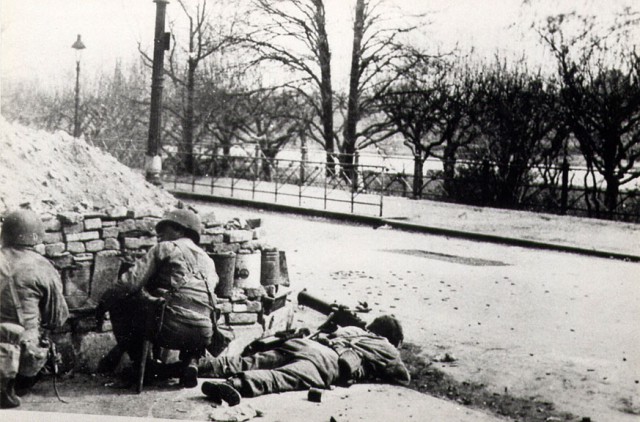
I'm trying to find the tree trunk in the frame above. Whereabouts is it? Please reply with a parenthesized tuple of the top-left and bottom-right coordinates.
(314, 0, 335, 176)
(604, 174, 619, 214)
(442, 142, 458, 197)
(261, 149, 278, 182)
(342, 0, 365, 180)
(412, 154, 423, 199)
(338, 144, 357, 187)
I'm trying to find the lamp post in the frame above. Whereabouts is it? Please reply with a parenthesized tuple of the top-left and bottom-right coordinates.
(71, 34, 86, 138)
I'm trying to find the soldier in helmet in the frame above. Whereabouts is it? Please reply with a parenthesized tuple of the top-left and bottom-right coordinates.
(0, 209, 69, 408)
(96, 207, 219, 389)
(198, 314, 410, 406)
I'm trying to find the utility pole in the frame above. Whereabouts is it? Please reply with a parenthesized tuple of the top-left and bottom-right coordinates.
(146, 0, 170, 185)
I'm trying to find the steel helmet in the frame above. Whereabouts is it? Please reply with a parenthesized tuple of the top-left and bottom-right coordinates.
(155, 208, 202, 244)
(1, 209, 46, 247)
(366, 314, 404, 347)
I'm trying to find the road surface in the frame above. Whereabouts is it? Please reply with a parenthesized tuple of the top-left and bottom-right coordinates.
(208, 201, 640, 422)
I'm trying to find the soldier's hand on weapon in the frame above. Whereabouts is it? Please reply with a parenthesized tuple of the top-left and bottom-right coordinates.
(318, 312, 339, 333)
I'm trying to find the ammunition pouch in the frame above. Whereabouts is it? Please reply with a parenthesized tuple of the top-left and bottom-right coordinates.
(0, 323, 25, 379)
(18, 334, 49, 377)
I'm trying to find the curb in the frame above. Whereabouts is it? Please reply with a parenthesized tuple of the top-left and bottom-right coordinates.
(171, 191, 640, 263)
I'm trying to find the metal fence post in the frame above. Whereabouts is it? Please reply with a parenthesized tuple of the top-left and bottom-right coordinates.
(253, 145, 259, 200)
(231, 159, 235, 197)
(299, 145, 306, 207)
(350, 153, 358, 213)
(379, 168, 384, 217)
(324, 164, 328, 210)
(210, 153, 215, 194)
(274, 158, 279, 203)
(561, 158, 569, 215)
(191, 153, 196, 193)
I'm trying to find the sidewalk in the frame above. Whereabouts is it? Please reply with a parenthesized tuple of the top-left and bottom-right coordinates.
(171, 184, 640, 261)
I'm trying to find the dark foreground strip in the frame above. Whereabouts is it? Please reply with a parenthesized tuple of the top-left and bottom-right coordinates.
(400, 343, 580, 422)
(171, 191, 640, 263)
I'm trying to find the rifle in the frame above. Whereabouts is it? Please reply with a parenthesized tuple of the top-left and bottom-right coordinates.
(46, 340, 68, 404)
(297, 289, 369, 330)
(241, 327, 310, 356)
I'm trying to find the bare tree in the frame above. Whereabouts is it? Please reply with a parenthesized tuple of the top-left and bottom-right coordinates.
(376, 55, 447, 197)
(434, 62, 484, 197)
(140, 0, 245, 173)
(246, 0, 421, 182)
(246, 0, 335, 170)
(470, 58, 564, 208)
(1, 60, 150, 156)
(340, 0, 414, 178)
(539, 11, 640, 216)
(240, 88, 309, 180)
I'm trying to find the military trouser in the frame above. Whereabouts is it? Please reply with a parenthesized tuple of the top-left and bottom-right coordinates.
(198, 338, 340, 397)
(109, 296, 211, 365)
(1, 325, 49, 406)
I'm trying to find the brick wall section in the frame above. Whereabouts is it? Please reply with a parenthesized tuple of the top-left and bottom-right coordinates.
(40, 209, 275, 323)
(41, 211, 282, 320)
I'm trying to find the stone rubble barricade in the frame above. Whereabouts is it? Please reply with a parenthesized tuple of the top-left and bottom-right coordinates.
(40, 208, 278, 315)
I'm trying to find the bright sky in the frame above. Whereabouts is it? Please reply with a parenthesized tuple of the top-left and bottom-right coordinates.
(0, 0, 635, 91)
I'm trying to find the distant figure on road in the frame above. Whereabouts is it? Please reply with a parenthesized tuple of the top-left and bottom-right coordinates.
(199, 314, 410, 406)
(96, 207, 220, 389)
(0, 209, 69, 409)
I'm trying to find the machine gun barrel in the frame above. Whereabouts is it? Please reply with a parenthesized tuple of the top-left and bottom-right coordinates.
(297, 289, 366, 329)
(297, 289, 336, 315)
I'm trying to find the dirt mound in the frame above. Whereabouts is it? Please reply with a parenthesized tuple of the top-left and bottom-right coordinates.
(0, 116, 177, 215)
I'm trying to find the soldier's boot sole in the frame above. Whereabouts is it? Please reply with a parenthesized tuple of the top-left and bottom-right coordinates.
(201, 381, 241, 406)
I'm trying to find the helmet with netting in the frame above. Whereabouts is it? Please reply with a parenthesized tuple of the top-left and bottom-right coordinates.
(1, 209, 46, 247)
(155, 208, 202, 244)
(366, 314, 404, 347)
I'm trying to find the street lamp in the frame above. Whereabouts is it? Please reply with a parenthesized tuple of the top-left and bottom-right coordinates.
(71, 34, 86, 138)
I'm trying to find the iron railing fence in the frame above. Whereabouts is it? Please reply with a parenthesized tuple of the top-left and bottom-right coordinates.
(385, 158, 640, 222)
(92, 138, 640, 222)
(110, 147, 386, 217)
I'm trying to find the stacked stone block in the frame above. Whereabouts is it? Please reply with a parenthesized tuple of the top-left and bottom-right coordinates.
(40, 209, 272, 321)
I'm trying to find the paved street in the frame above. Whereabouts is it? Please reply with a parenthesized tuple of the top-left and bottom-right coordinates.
(208, 202, 640, 422)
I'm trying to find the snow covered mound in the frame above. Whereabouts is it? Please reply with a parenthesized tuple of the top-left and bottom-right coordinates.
(0, 116, 177, 215)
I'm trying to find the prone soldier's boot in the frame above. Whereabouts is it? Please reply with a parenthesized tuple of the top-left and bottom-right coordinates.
(0, 378, 20, 409)
(201, 378, 241, 406)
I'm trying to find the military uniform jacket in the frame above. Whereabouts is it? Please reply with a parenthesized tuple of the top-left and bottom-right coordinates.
(323, 326, 411, 385)
(0, 247, 69, 332)
(111, 238, 219, 328)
